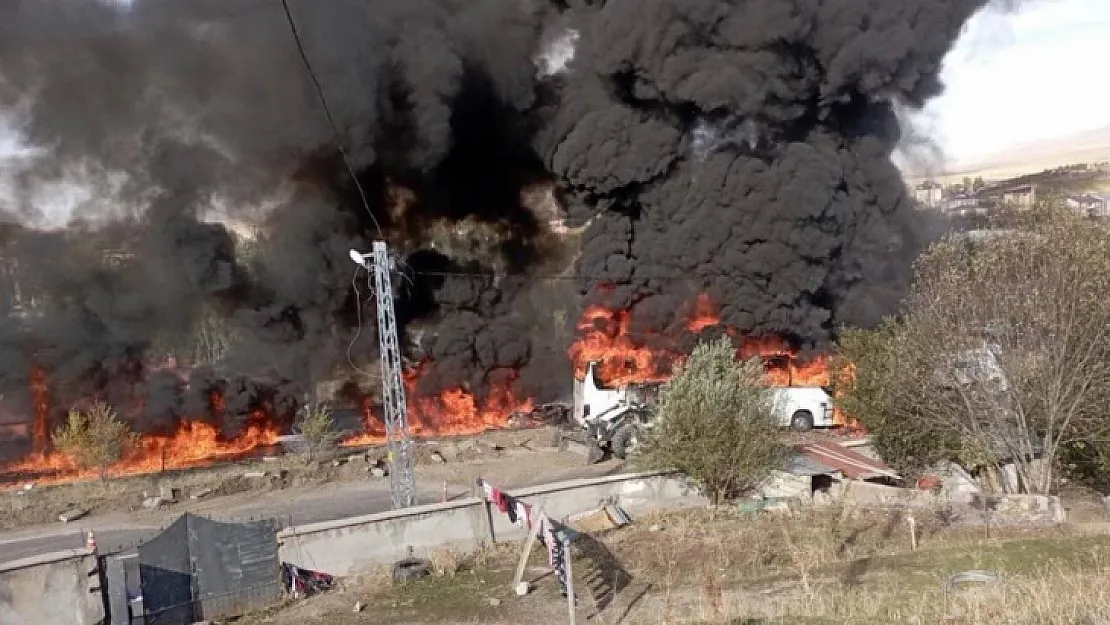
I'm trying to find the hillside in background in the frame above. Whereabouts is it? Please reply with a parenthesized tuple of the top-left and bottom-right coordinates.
(993, 163, 1110, 195)
(903, 125, 1110, 186)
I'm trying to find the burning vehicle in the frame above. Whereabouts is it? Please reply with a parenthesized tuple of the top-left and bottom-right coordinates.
(570, 359, 839, 462)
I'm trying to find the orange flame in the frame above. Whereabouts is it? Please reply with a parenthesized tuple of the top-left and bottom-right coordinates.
(344, 363, 535, 446)
(1, 401, 280, 488)
(568, 293, 862, 429)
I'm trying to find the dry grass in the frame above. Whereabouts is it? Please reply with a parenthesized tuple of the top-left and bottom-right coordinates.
(681, 556, 1110, 624)
(428, 547, 462, 577)
(615, 504, 1110, 625)
(237, 500, 1110, 625)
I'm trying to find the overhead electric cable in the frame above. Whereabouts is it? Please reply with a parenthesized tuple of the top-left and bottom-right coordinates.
(279, 0, 383, 239)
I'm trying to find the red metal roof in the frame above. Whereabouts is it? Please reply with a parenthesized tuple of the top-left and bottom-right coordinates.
(797, 441, 899, 481)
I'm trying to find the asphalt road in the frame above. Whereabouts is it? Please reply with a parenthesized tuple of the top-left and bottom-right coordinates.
(0, 456, 626, 563)
(0, 481, 453, 562)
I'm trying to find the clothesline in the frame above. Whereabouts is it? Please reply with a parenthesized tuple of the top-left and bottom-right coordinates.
(477, 478, 571, 598)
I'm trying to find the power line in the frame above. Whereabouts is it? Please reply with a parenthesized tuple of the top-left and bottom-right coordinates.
(278, 0, 383, 240)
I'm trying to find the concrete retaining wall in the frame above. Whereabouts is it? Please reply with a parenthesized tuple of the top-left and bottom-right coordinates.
(0, 548, 104, 625)
(842, 480, 1066, 525)
(277, 470, 705, 576)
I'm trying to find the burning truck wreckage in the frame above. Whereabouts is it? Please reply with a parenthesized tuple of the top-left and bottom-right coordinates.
(0, 0, 986, 488)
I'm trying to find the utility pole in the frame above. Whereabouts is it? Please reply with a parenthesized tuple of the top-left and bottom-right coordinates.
(349, 242, 416, 509)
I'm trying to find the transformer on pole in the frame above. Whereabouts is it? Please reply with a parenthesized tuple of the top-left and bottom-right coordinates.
(349, 242, 416, 509)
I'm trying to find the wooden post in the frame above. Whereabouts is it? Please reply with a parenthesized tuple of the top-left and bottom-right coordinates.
(907, 512, 917, 551)
(477, 477, 497, 543)
(513, 519, 541, 589)
(564, 536, 576, 625)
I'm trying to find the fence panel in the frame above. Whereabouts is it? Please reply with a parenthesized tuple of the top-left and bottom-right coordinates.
(189, 515, 281, 620)
(137, 516, 193, 625)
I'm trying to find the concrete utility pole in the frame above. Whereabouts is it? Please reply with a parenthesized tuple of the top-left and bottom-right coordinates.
(349, 242, 416, 509)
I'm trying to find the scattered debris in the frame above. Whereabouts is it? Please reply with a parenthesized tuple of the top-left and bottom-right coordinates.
(487, 597, 502, 607)
(332, 458, 347, 467)
(353, 601, 363, 613)
(58, 508, 89, 523)
(262, 456, 281, 463)
(944, 569, 1002, 616)
(142, 496, 165, 509)
(347, 453, 366, 463)
(276, 434, 309, 455)
(369, 467, 386, 478)
(561, 439, 592, 458)
(430, 451, 446, 463)
(244, 471, 268, 479)
(282, 563, 335, 598)
(190, 488, 213, 501)
(765, 500, 792, 514)
(392, 556, 432, 583)
(159, 485, 181, 503)
(567, 504, 632, 533)
(649, 524, 663, 533)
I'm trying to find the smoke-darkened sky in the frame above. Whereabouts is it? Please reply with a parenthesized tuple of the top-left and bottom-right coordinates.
(0, 0, 993, 442)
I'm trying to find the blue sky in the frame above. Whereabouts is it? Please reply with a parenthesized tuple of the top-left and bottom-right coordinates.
(915, 0, 1110, 165)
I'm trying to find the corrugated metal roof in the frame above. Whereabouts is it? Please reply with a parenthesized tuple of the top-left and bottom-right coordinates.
(798, 441, 900, 481)
(784, 453, 837, 477)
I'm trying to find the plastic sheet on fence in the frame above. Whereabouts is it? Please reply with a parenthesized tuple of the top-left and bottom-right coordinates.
(138, 513, 281, 624)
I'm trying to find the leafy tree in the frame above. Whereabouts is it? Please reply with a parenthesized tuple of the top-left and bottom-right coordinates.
(838, 205, 1110, 493)
(297, 403, 339, 460)
(51, 402, 139, 479)
(635, 337, 789, 504)
(836, 322, 959, 479)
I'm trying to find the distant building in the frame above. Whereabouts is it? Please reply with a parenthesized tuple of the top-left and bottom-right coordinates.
(913, 181, 943, 208)
(1065, 194, 1109, 218)
(1000, 184, 1037, 208)
(941, 193, 982, 215)
(977, 184, 1036, 210)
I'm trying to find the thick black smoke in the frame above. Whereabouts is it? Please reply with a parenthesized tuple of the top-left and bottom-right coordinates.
(538, 0, 986, 349)
(0, 0, 986, 454)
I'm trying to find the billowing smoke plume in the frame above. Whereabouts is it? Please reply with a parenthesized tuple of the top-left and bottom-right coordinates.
(0, 0, 987, 448)
(538, 0, 986, 348)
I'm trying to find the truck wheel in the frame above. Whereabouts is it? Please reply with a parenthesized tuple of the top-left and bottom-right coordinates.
(611, 425, 640, 460)
(790, 410, 814, 432)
